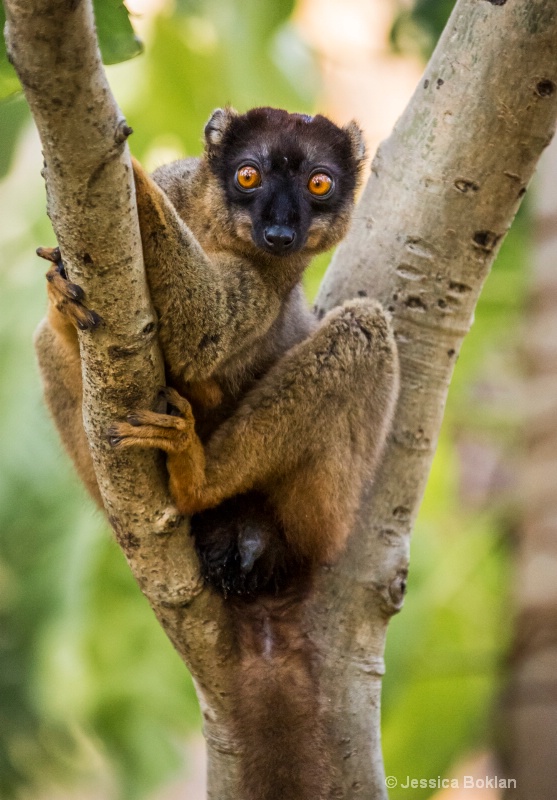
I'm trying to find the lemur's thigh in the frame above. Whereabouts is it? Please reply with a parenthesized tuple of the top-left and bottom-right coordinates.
(35, 314, 103, 507)
(111, 299, 398, 561)
(201, 299, 399, 558)
(206, 299, 397, 483)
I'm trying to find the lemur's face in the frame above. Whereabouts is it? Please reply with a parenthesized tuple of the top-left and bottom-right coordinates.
(206, 107, 366, 258)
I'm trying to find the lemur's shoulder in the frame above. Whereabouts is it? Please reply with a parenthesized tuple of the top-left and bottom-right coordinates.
(151, 156, 201, 220)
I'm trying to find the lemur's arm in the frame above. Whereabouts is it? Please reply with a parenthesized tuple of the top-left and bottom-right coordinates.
(33, 158, 283, 507)
(132, 160, 281, 385)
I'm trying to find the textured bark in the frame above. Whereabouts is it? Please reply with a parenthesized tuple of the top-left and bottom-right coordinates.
(4, 0, 557, 798)
(500, 135, 557, 800)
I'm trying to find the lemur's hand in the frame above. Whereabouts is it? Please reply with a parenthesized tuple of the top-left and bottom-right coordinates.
(107, 387, 210, 516)
(37, 246, 102, 330)
(107, 386, 196, 453)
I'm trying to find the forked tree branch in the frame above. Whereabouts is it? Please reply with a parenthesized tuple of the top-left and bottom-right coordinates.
(4, 0, 557, 797)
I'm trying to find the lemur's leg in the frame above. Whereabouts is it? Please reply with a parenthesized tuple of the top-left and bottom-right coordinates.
(34, 247, 104, 507)
(110, 299, 399, 565)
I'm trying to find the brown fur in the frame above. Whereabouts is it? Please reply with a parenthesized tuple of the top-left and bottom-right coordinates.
(229, 583, 329, 800)
(35, 107, 399, 800)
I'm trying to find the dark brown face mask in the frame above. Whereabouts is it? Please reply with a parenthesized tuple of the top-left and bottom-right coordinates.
(206, 106, 365, 256)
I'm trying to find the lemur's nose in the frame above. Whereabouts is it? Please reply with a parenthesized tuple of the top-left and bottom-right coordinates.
(264, 225, 296, 252)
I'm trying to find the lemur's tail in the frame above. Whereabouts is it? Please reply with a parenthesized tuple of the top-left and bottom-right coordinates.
(229, 585, 330, 800)
(191, 493, 331, 798)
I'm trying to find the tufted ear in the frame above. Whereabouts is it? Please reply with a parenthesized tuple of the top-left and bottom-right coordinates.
(204, 107, 239, 157)
(343, 119, 367, 166)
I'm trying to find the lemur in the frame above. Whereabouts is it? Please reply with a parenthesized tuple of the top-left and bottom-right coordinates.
(35, 106, 399, 800)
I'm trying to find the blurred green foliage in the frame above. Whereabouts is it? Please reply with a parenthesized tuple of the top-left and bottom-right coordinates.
(0, 0, 525, 797)
(0, 4, 19, 98)
(391, 0, 456, 58)
(0, 93, 27, 179)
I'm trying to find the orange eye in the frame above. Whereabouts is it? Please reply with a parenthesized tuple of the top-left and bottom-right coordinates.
(236, 165, 262, 190)
(308, 172, 333, 197)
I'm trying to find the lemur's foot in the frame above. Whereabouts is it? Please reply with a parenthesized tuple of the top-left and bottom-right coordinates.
(191, 492, 295, 598)
(107, 387, 196, 452)
(37, 245, 102, 330)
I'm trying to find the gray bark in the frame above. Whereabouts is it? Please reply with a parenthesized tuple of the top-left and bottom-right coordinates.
(4, 0, 557, 797)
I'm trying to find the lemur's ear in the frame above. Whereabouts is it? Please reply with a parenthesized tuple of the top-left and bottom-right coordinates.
(204, 107, 239, 156)
(343, 119, 366, 165)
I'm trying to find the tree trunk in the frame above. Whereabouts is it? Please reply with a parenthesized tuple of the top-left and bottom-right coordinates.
(3, 0, 557, 797)
(500, 130, 557, 800)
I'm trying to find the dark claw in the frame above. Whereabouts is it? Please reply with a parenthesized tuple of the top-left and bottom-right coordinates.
(154, 392, 168, 414)
(39, 243, 103, 331)
(75, 308, 103, 331)
(67, 282, 84, 301)
(86, 310, 103, 328)
(126, 414, 141, 427)
(106, 427, 123, 447)
(73, 310, 103, 331)
(157, 388, 170, 412)
(56, 261, 68, 280)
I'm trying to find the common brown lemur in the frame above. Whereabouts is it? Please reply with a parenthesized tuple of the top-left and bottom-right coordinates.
(35, 106, 399, 800)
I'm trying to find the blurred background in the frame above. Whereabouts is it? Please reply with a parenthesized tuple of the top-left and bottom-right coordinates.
(1, 0, 555, 798)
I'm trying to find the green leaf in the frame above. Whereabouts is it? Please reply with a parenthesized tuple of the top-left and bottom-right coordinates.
(93, 0, 143, 65)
